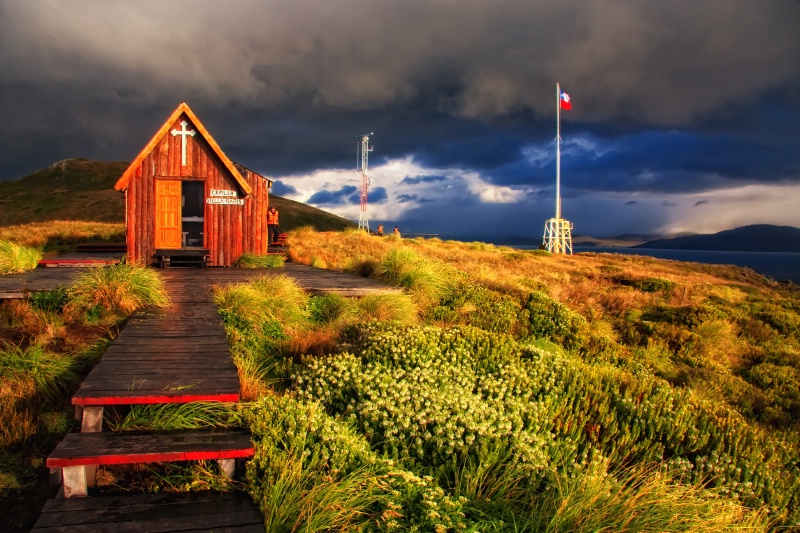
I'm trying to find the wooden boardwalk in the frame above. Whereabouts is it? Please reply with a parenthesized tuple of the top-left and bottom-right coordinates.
(27, 263, 398, 531)
(0, 262, 400, 299)
(73, 272, 240, 407)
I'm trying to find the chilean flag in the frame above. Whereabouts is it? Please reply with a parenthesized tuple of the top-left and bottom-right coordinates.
(560, 89, 572, 110)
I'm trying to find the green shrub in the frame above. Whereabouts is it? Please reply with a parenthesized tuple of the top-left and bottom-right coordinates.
(293, 323, 800, 525)
(28, 288, 69, 314)
(438, 282, 524, 335)
(635, 277, 676, 293)
(523, 291, 586, 348)
(241, 394, 468, 532)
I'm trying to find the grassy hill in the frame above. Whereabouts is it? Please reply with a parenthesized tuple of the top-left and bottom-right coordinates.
(0, 158, 355, 232)
(0, 159, 127, 226)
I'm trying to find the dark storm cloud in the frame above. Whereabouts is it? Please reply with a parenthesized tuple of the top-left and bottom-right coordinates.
(368, 187, 388, 204)
(307, 185, 358, 206)
(270, 180, 297, 197)
(1, 0, 800, 238)
(399, 175, 447, 186)
(397, 194, 419, 203)
(396, 193, 434, 204)
(694, 200, 710, 207)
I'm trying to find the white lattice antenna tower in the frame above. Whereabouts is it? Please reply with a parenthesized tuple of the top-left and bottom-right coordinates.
(542, 83, 573, 254)
(356, 133, 374, 232)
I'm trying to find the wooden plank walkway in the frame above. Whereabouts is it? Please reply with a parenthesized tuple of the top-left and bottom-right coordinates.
(37, 267, 263, 530)
(0, 262, 400, 298)
(72, 271, 240, 407)
(20, 261, 400, 530)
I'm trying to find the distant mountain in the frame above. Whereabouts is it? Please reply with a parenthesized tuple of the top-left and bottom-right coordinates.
(493, 233, 680, 248)
(0, 158, 356, 232)
(635, 224, 800, 252)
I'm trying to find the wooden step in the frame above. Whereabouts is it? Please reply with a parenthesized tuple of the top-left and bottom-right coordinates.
(48, 428, 254, 498)
(32, 491, 262, 532)
(48, 428, 253, 468)
(38, 258, 121, 268)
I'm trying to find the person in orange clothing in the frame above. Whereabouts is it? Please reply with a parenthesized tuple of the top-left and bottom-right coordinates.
(267, 206, 280, 244)
(377, 224, 384, 236)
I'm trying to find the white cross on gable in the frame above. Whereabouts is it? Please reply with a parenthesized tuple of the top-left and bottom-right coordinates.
(171, 120, 196, 166)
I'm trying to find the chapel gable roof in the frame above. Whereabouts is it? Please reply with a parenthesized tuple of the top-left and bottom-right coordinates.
(114, 102, 253, 195)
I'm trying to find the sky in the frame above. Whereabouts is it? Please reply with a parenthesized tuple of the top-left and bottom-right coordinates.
(1, 0, 799, 240)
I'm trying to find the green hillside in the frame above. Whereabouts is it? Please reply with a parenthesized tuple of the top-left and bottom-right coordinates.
(0, 159, 127, 226)
(0, 159, 355, 231)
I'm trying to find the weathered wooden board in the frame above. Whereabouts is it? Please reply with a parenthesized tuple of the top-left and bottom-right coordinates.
(32, 491, 262, 532)
(47, 428, 253, 467)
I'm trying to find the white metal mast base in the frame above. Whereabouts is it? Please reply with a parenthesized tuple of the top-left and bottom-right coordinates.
(542, 82, 573, 255)
(543, 217, 573, 254)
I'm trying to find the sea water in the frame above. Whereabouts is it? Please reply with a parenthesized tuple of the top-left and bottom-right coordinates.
(512, 246, 800, 284)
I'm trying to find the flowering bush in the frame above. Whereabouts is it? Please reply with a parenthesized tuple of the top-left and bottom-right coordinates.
(293, 323, 799, 524)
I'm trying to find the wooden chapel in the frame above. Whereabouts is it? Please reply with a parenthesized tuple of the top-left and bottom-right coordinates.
(114, 102, 272, 266)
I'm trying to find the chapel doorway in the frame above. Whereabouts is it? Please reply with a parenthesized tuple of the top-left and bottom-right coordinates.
(181, 180, 205, 248)
(155, 179, 205, 249)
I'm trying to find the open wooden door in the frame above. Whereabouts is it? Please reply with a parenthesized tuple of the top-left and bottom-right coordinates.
(155, 179, 182, 248)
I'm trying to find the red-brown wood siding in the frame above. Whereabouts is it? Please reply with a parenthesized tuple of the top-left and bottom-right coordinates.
(122, 113, 270, 267)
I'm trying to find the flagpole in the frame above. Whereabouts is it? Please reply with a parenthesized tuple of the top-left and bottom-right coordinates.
(556, 82, 561, 220)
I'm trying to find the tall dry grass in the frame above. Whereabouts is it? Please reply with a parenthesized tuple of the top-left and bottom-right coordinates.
(0, 221, 125, 249)
(526, 462, 770, 533)
(65, 263, 170, 321)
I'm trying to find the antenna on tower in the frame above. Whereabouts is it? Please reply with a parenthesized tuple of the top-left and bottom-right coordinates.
(356, 133, 374, 232)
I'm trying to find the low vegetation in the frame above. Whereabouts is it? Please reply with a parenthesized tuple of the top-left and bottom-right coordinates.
(0, 263, 169, 530)
(0, 240, 41, 274)
(0, 221, 125, 254)
(234, 252, 286, 269)
(2, 225, 798, 532)
(210, 228, 798, 531)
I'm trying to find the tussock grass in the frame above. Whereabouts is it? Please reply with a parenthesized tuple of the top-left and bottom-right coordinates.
(526, 462, 770, 533)
(106, 403, 240, 431)
(215, 274, 308, 334)
(66, 263, 170, 321)
(373, 248, 453, 308)
(0, 240, 41, 274)
(234, 252, 285, 268)
(0, 344, 78, 404)
(354, 293, 418, 325)
(215, 275, 311, 396)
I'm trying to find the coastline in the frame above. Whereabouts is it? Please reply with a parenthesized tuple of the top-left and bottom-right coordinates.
(511, 245, 800, 283)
